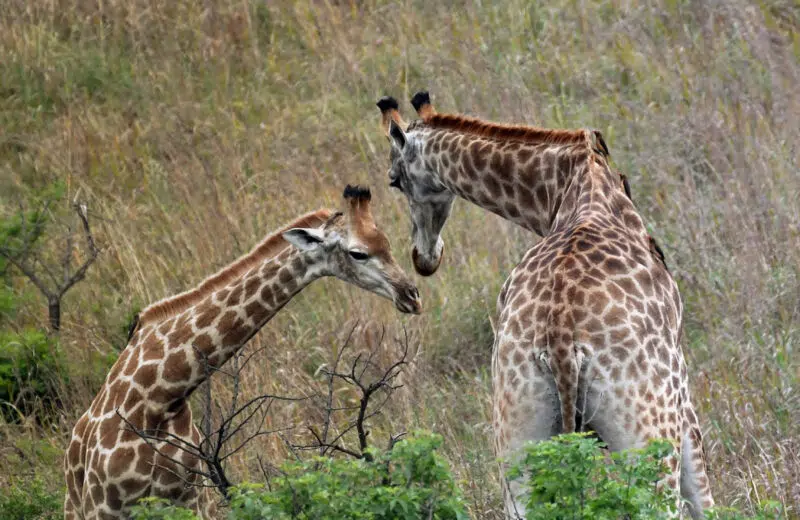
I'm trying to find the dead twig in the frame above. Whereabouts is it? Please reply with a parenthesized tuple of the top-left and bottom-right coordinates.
(293, 323, 412, 463)
(122, 347, 309, 501)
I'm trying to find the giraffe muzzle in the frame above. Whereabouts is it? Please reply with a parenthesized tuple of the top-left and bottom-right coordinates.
(411, 244, 444, 277)
(395, 285, 422, 314)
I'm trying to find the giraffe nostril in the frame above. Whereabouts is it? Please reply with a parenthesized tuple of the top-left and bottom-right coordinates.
(405, 287, 420, 301)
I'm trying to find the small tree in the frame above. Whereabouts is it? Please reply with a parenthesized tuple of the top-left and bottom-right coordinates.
(291, 323, 412, 461)
(122, 323, 414, 502)
(0, 189, 99, 332)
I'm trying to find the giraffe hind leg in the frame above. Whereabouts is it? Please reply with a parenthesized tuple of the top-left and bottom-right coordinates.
(680, 418, 715, 518)
(64, 492, 80, 520)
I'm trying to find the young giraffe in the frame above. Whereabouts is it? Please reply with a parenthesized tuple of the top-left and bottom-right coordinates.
(63, 186, 421, 520)
(377, 94, 713, 518)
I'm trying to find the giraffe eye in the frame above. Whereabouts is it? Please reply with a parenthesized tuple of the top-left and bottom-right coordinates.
(348, 250, 369, 261)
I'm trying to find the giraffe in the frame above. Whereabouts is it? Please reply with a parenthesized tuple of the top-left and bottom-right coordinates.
(63, 186, 421, 520)
(377, 93, 713, 518)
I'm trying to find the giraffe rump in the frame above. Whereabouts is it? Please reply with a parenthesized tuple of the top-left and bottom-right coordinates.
(133, 209, 333, 333)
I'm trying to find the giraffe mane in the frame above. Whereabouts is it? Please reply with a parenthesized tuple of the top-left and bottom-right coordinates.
(133, 208, 334, 333)
(617, 172, 669, 271)
(413, 112, 609, 157)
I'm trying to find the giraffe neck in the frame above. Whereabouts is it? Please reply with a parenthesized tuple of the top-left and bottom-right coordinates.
(119, 246, 323, 421)
(414, 127, 638, 237)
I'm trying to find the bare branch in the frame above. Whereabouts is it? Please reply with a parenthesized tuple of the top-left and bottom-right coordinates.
(56, 202, 100, 298)
(118, 322, 413, 506)
(118, 337, 310, 502)
(0, 251, 53, 298)
(293, 426, 363, 459)
(319, 322, 358, 454)
(116, 410, 215, 488)
(299, 323, 413, 463)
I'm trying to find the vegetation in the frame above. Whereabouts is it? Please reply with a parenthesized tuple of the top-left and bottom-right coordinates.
(506, 433, 784, 520)
(507, 434, 678, 519)
(128, 432, 467, 520)
(226, 432, 467, 520)
(125, 433, 783, 519)
(0, 476, 61, 520)
(0, 437, 63, 520)
(0, 328, 65, 420)
(1, 0, 797, 518)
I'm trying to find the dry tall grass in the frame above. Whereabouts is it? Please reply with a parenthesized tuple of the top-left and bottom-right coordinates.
(1, 0, 798, 517)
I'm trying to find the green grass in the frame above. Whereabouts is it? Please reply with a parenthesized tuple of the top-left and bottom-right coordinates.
(1, 0, 798, 518)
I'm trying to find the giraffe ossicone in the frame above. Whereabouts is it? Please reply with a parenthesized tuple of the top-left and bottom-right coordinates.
(64, 185, 421, 519)
(378, 93, 713, 518)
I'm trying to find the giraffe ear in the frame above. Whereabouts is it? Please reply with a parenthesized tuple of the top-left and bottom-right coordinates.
(389, 119, 407, 150)
(283, 228, 326, 251)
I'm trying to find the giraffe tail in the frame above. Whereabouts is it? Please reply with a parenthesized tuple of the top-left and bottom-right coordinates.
(547, 332, 584, 434)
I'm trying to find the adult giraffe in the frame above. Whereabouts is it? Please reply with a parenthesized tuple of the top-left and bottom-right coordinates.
(377, 94, 713, 518)
(64, 186, 421, 519)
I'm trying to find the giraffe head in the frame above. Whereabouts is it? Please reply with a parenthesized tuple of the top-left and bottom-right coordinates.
(377, 94, 455, 276)
(283, 185, 421, 314)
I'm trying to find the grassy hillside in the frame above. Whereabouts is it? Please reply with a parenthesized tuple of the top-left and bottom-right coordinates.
(1, 0, 798, 517)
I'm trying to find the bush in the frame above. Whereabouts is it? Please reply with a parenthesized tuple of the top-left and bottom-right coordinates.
(228, 432, 468, 520)
(0, 328, 65, 420)
(507, 432, 676, 520)
(130, 498, 199, 520)
(0, 285, 15, 323)
(110, 433, 790, 520)
(132, 432, 468, 520)
(507, 432, 784, 520)
(0, 477, 61, 520)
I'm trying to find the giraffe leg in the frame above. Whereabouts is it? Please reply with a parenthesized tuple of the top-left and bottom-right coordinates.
(199, 487, 219, 520)
(493, 336, 561, 519)
(176, 481, 219, 520)
(680, 402, 715, 518)
(64, 492, 80, 520)
(582, 379, 684, 518)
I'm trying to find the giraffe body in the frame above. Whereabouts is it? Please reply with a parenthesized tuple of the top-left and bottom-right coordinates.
(379, 94, 713, 518)
(64, 188, 421, 519)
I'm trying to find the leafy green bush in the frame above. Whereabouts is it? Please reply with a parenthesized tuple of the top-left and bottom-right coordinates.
(103, 432, 791, 520)
(228, 432, 468, 520)
(0, 477, 61, 520)
(507, 432, 784, 520)
(0, 285, 16, 323)
(132, 432, 468, 520)
(0, 328, 65, 419)
(507, 432, 676, 519)
(127, 432, 789, 520)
